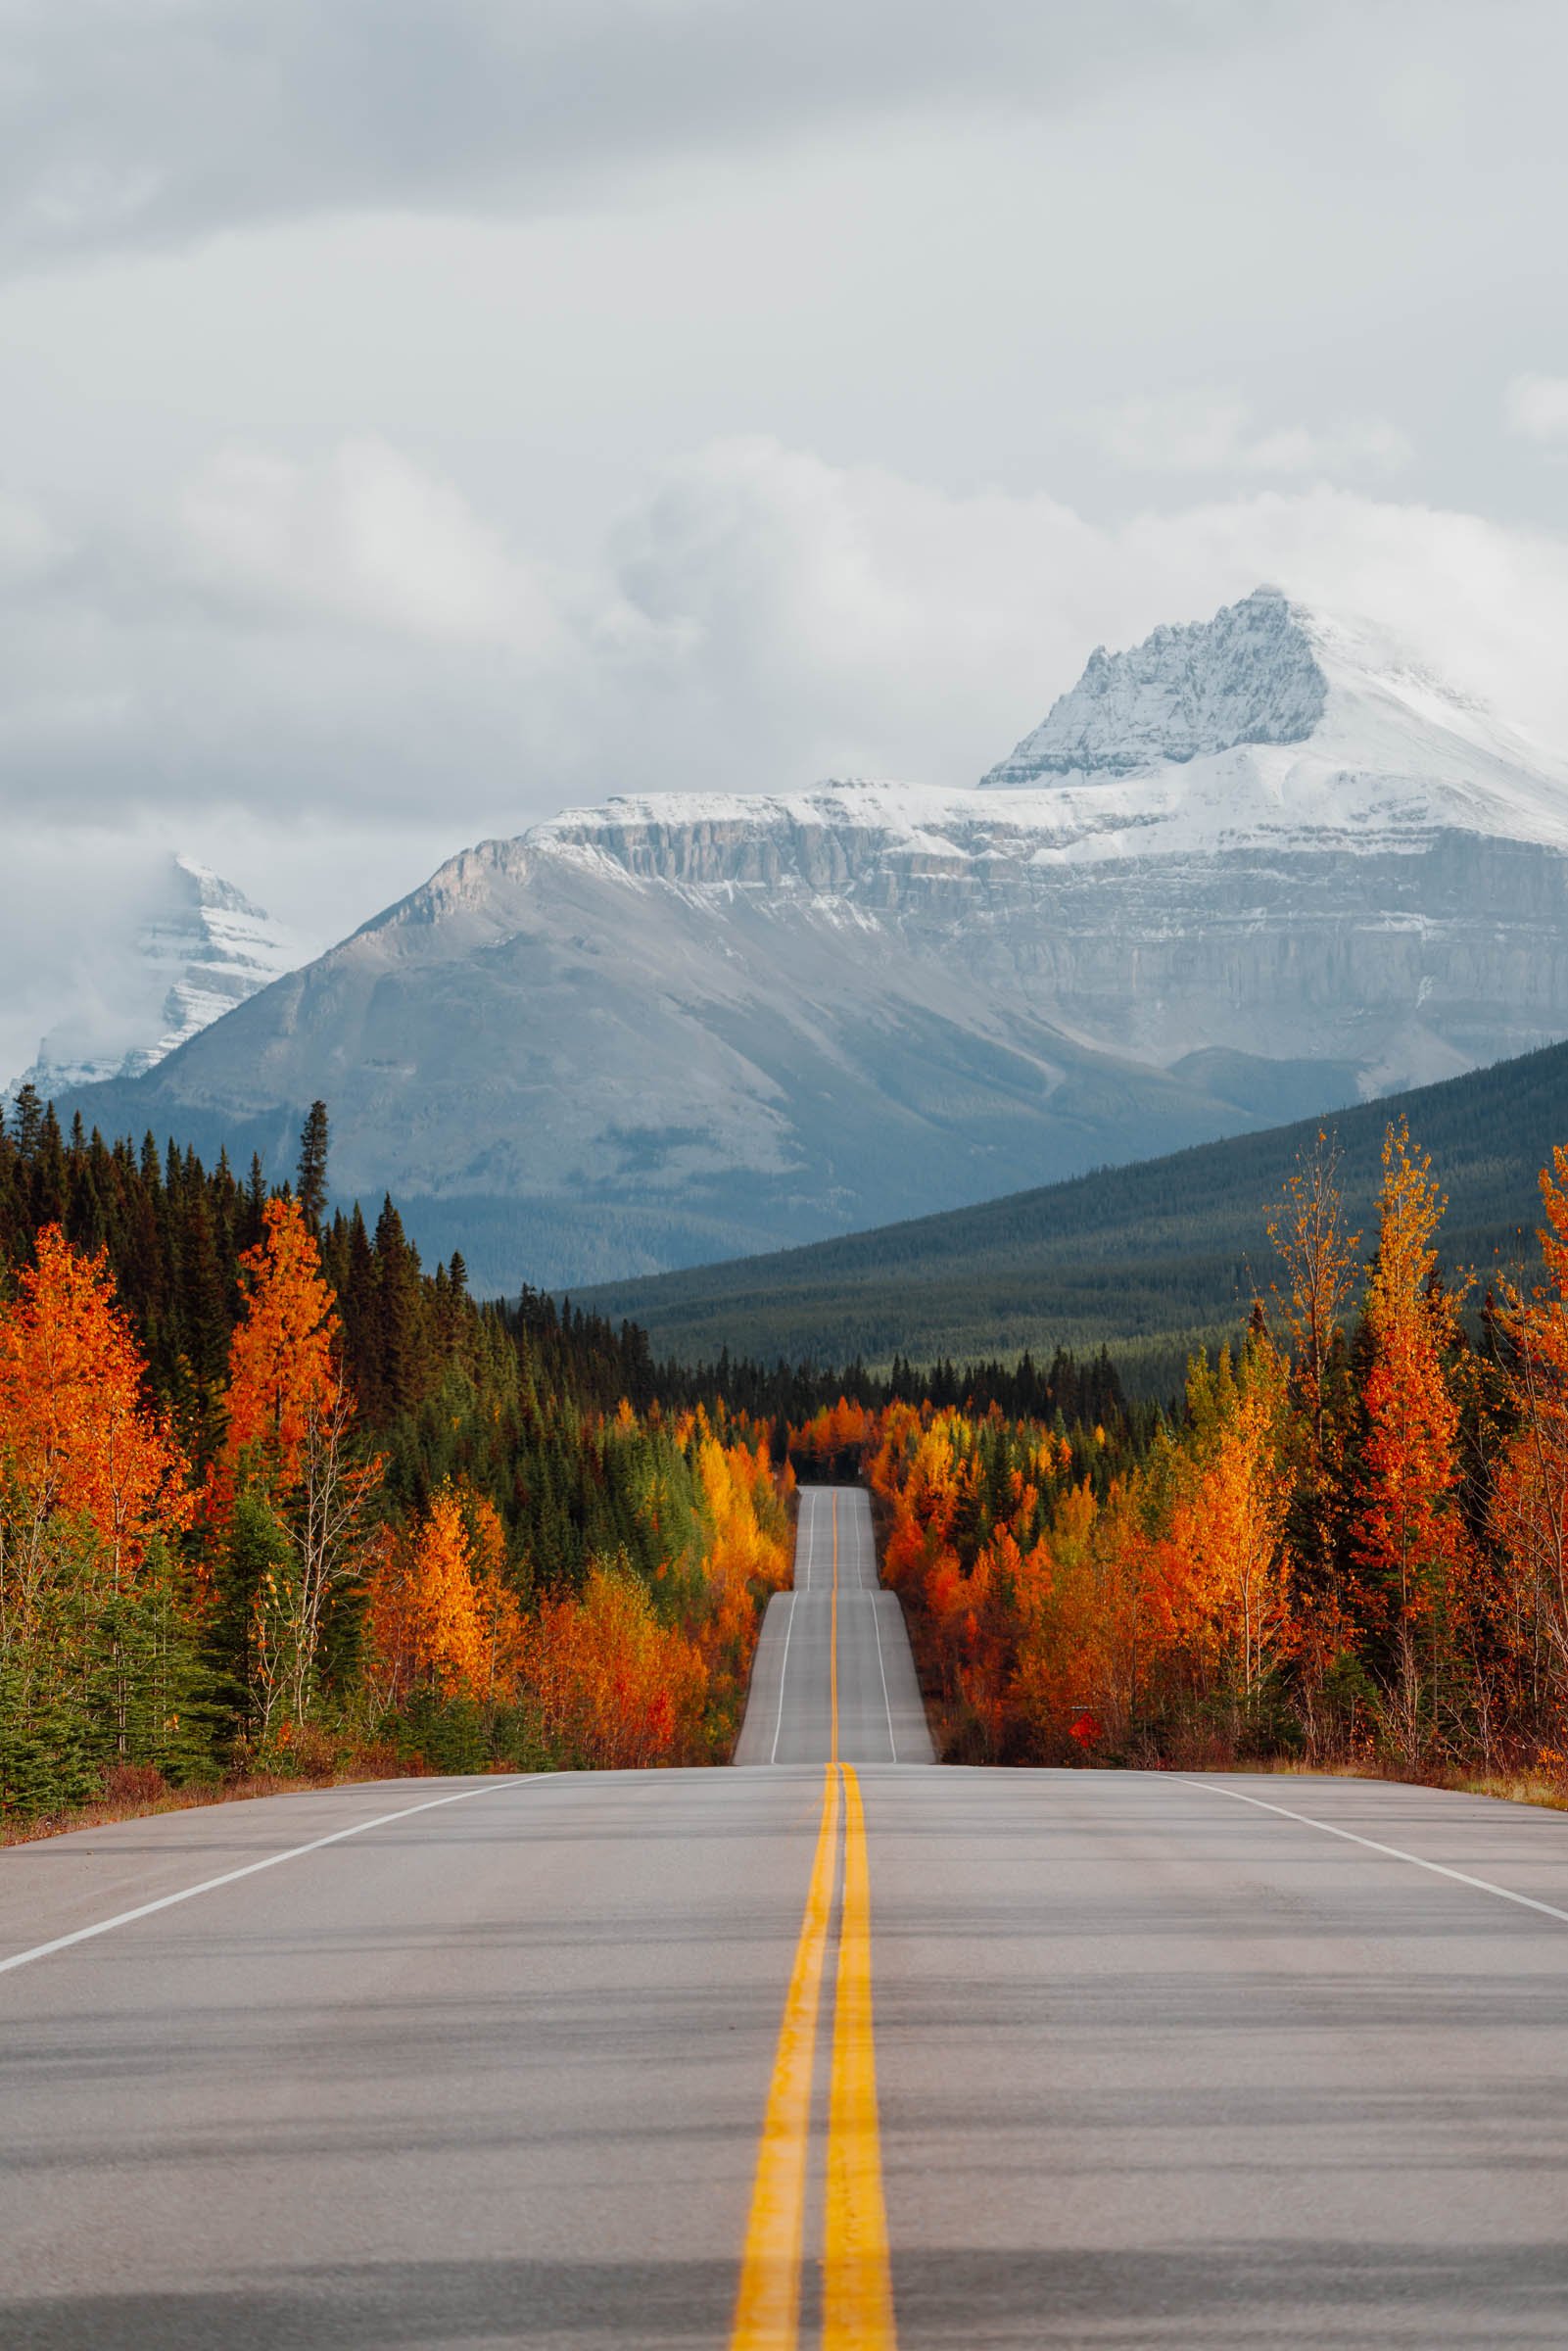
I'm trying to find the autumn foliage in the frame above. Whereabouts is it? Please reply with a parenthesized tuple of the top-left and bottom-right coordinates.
(21, 1082, 1568, 1815)
(0, 1114, 794, 1817)
(0, 1230, 196, 1806)
(0, 1226, 191, 1586)
(792, 1123, 1568, 1780)
(215, 1196, 344, 1496)
(364, 1484, 509, 1703)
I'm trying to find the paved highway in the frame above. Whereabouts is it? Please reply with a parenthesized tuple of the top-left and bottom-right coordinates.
(6, 1485, 1568, 2344)
(733, 1485, 933, 1767)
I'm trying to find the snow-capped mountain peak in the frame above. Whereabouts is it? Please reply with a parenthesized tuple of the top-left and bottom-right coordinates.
(41, 586, 1568, 1292)
(130, 855, 298, 1076)
(981, 584, 1329, 781)
(15, 853, 298, 1099)
(977, 583, 1568, 854)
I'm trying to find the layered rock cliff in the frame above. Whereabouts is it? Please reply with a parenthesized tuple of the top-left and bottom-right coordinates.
(57, 590, 1568, 1291)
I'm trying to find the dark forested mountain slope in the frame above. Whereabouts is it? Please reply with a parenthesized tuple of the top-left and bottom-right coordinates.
(576, 1037, 1568, 1383)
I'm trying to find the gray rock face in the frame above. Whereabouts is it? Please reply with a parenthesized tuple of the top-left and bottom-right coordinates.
(57, 589, 1568, 1294)
(983, 584, 1329, 781)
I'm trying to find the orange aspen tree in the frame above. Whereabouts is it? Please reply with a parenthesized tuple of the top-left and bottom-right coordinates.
(1488, 1149, 1568, 1734)
(0, 1228, 192, 1748)
(1268, 1130, 1360, 1682)
(1076, 1475, 1164, 1748)
(364, 1485, 481, 1703)
(1269, 1130, 1360, 1487)
(1008, 1477, 1102, 1755)
(693, 1429, 790, 1681)
(1174, 1333, 1293, 1704)
(1354, 1122, 1469, 1763)
(364, 1482, 525, 1706)
(464, 1491, 528, 1703)
(214, 1196, 382, 1736)
(521, 1564, 706, 1768)
(0, 1226, 191, 1600)
(216, 1197, 341, 1499)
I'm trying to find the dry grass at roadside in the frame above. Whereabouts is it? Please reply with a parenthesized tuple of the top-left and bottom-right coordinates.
(0, 1753, 433, 1848)
(13, 1751, 1568, 1851)
(1238, 1756, 1568, 1816)
(1445, 1769, 1568, 1814)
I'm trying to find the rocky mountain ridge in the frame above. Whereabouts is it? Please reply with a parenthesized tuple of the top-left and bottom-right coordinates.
(53, 588, 1568, 1293)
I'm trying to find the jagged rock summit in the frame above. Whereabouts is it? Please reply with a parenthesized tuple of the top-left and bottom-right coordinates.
(55, 588, 1568, 1294)
(984, 584, 1330, 779)
(979, 582, 1568, 850)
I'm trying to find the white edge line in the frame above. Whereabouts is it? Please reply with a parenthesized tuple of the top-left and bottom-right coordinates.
(0, 1778, 528, 1979)
(769, 1593, 799, 1766)
(869, 1593, 898, 1764)
(768, 1487, 814, 1765)
(862, 1506, 899, 1763)
(1178, 1776, 1568, 1928)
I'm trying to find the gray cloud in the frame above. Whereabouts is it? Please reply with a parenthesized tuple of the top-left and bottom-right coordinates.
(8, 429, 1568, 817)
(0, 0, 1286, 265)
(5, 0, 1568, 1078)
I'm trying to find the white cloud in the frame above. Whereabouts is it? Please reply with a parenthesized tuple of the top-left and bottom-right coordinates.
(1505, 373, 1568, 444)
(3, 430, 1567, 819)
(1093, 394, 1413, 478)
(176, 439, 566, 651)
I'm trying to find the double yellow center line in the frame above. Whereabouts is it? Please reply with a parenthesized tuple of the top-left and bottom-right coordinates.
(730, 1495, 897, 2350)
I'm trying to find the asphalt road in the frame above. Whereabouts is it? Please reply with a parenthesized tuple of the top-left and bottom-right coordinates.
(6, 1486, 1568, 2345)
(733, 1484, 934, 1767)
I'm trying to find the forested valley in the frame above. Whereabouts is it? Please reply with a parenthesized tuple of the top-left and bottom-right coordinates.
(12, 1078, 1568, 1826)
(0, 1088, 1135, 1829)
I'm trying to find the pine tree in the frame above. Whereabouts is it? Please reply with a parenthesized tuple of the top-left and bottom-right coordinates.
(13, 1083, 43, 1164)
(296, 1101, 330, 1231)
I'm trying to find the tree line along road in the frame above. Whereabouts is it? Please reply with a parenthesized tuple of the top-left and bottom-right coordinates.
(6, 1483, 1568, 2344)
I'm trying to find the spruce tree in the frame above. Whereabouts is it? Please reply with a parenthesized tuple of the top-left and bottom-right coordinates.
(296, 1101, 330, 1230)
(13, 1082, 43, 1163)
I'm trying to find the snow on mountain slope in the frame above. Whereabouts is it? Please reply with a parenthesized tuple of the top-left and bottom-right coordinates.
(128, 858, 298, 1073)
(984, 583, 1331, 777)
(53, 588, 1568, 1293)
(17, 855, 297, 1096)
(534, 587, 1568, 872)
(978, 583, 1568, 853)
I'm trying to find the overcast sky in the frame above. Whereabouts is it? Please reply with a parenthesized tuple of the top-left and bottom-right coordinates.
(5, 0, 1568, 1074)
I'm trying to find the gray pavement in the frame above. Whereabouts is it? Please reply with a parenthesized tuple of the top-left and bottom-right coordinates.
(733, 1484, 934, 1767)
(6, 1486, 1568, 2343)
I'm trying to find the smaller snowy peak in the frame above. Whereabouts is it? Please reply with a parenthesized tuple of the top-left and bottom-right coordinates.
(982, 586, 1329, 785)
(15, 853, 298, 1098)
(125, 855, 298, 1074)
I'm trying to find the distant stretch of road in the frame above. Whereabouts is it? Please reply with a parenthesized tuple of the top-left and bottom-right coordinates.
(733, 1484, 933, 1767)
(7, 1485, 1568, 2344)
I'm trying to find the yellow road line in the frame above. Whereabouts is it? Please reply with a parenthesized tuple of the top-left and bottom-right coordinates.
(823, 1761, 896, 2350)
(729, 1761, 841, 2351)
(830, 1491, 839, 1764)
(733, 1494, 898, 2348)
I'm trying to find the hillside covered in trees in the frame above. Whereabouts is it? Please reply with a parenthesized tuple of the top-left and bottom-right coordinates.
(579, 1037, 1568, 1389)
(0, 1091, 802, 1823)
(786, 1122, 1568, 1787)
